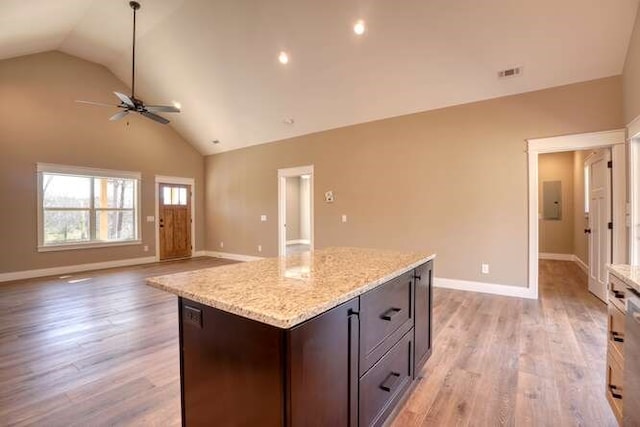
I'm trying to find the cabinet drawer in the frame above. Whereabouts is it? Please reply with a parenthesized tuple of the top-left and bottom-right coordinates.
(360, 270, 414, 374)
(607, 303, 625, 360)
(359, 330, 413, 427)
(606, 351, 623, 425)
(609, 274, 628, 313)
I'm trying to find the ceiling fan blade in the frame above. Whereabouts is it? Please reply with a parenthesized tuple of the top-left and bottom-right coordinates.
(75, 100, 117, 108)
(110, 110, 130, 121)
(140, 111, 170, 125)
(114, 91, 135, 108)
(145, 105, 180, 113)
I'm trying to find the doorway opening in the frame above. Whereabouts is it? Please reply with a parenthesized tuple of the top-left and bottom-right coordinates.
(527, 130, 626, 300)
(278, 166, 314, 256)
(155, 176, 195, 261)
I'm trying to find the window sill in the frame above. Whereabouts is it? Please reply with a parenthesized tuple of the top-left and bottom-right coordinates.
(37, 240, 142, 252)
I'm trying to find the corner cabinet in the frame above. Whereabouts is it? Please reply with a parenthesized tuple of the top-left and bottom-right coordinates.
(179, 260, 434, 426)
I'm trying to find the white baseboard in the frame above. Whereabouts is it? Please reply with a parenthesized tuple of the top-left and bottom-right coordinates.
(286, 239, 311, 245)
(539, 253, 574, 261)
(538, 252, 589, 274)
(204, 251, 264, 262)
(0, 256, 157, 283)
(434, 277, 537, 299)
(572, 255, 588, 274)
(193, 250, 207, 257)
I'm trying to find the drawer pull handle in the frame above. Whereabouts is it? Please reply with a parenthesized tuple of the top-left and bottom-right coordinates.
(609, 385, 622, 400)
(415, 274, 422, 281)
(380, 372, 401, 392)
(611, 331, 624, 343)
(381, 308, 402, 321)
(613, 290, 625, 299)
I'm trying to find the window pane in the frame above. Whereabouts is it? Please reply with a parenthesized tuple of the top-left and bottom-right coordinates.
(163, 187, 172, 205)
(94, 178, 134, 208)
(43, 174, 91, 208)
(44, 210, 90, 244)
(171, 187, 179, 204)
(95, 211, 135, 241)
(179, 188, 187, 205)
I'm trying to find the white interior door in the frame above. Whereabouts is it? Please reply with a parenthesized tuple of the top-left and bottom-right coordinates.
(277, 165, 314, 256)
(585, 150, 611, 302)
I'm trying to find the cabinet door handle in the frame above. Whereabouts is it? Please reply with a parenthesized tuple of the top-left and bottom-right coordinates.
(381, 307, 402, 321)
(380, 372, 401, 392)
(611, 331, 624, 343)
(414, 274, 422, 281)
(609, 384, 622, 399)
(613, 290, 625, 300)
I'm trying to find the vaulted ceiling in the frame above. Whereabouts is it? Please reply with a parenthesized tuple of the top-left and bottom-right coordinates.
(2, 0, 638, 154)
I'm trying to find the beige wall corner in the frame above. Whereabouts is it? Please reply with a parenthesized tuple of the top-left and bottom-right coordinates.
(0, 51, 205, 274)
(624, 5, 640, 124)
(204, 77, 624, 287)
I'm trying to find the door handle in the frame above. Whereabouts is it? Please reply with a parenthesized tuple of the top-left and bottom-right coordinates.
(380, 372, 401, 392)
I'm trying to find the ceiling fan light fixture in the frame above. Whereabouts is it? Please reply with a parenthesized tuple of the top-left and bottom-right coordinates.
(75, 0, 179, 125)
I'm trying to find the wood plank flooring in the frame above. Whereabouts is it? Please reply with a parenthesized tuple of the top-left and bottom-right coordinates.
(0, 258, 616, 426)
(392, 260, 616, 426)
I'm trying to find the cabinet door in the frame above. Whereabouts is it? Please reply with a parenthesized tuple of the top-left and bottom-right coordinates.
(288, 298, 360, 426)
(414, 260, 433, 376)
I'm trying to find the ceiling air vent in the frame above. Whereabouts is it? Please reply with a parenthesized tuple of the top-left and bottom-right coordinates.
(498, 66, 523, 79)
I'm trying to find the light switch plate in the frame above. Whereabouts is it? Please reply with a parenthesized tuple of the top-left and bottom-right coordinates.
(146, 216, 155, 222)
(260, 215, 267, 222)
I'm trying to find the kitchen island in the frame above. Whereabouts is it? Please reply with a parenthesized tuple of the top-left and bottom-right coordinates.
(147, 247, 435, 426)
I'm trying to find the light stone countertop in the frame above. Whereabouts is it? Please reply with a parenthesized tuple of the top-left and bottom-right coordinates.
(146, 247, 435, 329)
(608, 264, 640, 294)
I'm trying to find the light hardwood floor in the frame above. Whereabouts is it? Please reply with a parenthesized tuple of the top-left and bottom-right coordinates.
(0, 258, 615, 426)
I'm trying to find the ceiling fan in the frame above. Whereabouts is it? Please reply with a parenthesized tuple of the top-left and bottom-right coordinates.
(76, 1, 180, 125)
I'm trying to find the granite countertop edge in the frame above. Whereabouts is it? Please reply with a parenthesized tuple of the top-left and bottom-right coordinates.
(147, 252, 435, 329)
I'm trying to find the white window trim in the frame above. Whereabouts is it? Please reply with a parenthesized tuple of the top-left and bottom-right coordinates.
(630, 135, 640, 265)
(37, 163, 142, 251)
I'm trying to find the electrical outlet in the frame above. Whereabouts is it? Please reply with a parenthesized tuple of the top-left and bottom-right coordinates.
(258, 245, 262, 252)
(143, 245, 149, 252)
(342, 214, 347, 223)
(260, 215, 267, 222)
(481, 263, 490, 274)
(220, 241, 224, 248)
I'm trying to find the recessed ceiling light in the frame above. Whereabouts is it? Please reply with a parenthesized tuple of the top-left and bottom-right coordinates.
(283, 118, 295, 125)
(278, 51, 289, 64)
(353, 20, 366, 35)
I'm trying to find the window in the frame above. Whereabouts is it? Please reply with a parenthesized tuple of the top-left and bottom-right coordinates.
(632, 139, 640, 264)
(37, 163, 141, 251)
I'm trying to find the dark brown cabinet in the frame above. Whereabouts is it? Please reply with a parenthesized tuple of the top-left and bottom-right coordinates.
(414, 260, 433, 376)
(178, 261, 433, 426)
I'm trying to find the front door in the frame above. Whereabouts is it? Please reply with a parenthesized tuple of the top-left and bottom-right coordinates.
(159, 183, 192, 260)
(585, 150, 611, 302)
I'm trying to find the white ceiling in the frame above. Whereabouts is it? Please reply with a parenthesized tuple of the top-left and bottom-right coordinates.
(1, 0, 639, 155)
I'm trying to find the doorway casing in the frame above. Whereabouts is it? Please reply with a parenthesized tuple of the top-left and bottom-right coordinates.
(154, 175, 196, 261)
(278, 165, 314, 256)
(527, 129, 626, 299)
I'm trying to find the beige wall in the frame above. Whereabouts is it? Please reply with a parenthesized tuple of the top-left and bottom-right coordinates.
(286, 177, 301, 241)
(624, 5, 640, 124)
(573, 151, 589, 265)
(205, 77, 623, 287)
(0, 51, 205, 274)
(539, 152, 575, 254)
